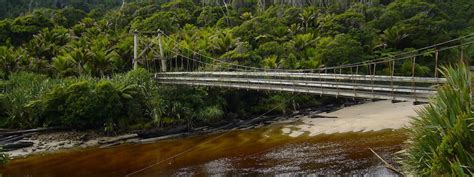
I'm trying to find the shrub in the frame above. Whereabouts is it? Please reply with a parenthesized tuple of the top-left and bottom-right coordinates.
(1, 69, 159, 132)
(33, 74, 154, 131)
(0, 148, 9, 165)
(1, 72, 51, 128)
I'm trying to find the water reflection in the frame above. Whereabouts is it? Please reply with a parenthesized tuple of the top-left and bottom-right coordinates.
(0, 125, 405, 177)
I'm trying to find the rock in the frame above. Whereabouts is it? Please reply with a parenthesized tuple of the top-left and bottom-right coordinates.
(79, 134, 89, 141)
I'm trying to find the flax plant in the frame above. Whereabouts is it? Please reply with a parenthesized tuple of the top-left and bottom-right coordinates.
(401, 62, 474, 175)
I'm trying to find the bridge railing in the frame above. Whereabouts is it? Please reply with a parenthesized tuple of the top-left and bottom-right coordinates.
(154, 71, 444, 102)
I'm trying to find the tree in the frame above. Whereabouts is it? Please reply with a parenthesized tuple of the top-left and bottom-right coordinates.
(0, 47, 30, 79)
(54, 8, 87, 28)
(0, 19, 12, 45)
(53, 38, 89, 76)
(197, 6, 222, 26)
(370, 0, 449, 48)
(317, 10, 365, 36)
(24, 27, 70, 74)
(298, 8, 316, 32)
(8, 11, 53, 45)
(208, 29, 236, 55)
(85, 35, 121, 77)
(314, 34, 364, 67)
(381, 25, 409, 49)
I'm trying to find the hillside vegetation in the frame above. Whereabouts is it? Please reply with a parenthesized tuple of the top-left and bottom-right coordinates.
(0, 0, 473, 132)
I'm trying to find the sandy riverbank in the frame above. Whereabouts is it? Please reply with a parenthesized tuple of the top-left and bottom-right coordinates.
(281, 100, 425, 137)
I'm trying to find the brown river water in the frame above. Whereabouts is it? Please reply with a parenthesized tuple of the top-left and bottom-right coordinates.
(0, 124, 406, 177)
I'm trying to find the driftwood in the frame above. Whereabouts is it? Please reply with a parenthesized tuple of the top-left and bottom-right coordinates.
(0, 127, 61, 137)
(309, 115, 338, 119)
(0, 128, 16, 133)
(139, 122, 236, 143)
(0, 134, 32, 145)
(239, 115, 278, 127)
(100, 141, 123, 148)
(98, 134, 138, 145)
(206, 120, 231, 128)
(3, 141, 34, 151)
(137, 126, 188, 139)
(140, 132, 191, 143)
(369, 148, 405, 176)
(210, 121, 236, 130)
(0, 127, 61, 151)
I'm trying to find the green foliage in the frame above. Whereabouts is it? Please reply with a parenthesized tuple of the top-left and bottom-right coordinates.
(401, 63, 474, 175)
(0, 69, 160, 132)
(159, 86, 225, 129)
(0, 148, 9, 165)
(0, 0, 124, 19)
(55, 8, 87, 28)
(197, 6, 222, 26)
(0, 46, 31, 79)
(1, 72, 51, 128)
(8, 11, 53, 45)
(0, 0, 471, 76)
(314, 34, 364, 67)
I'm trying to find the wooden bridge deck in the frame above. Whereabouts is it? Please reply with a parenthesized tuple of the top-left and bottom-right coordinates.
(155, 72, 445, 102)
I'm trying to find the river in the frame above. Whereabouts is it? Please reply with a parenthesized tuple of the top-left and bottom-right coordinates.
(0, 123, 405, 177)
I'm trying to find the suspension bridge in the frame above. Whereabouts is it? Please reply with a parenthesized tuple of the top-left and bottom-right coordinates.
(132, 30, 474, 102)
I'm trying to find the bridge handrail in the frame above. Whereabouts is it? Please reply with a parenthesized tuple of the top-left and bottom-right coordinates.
(158, 81, 432, 101)
(156, 76, 437, 94)
(155, 72, 447, 83)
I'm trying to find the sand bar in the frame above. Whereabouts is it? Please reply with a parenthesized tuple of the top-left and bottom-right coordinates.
(282, 100, 425, 137)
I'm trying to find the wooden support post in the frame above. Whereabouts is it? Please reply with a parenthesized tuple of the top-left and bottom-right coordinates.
(186, 56, 190, 71)
(391, 60, 395, 101)
(372, 63, 376, 100)
(337, 68, 342, 97)
(174, 54, 178, 72)
(133, 30, 138, 70)
(158, 32, 166, 72)
(350, 67, 355, 100)
(412, 56, 417, 102)
(435, 49, 439, 78)
(461, 39, 464, 63)
(319, 69, 323, 96)
(181, 57, 183, 71)
(355, 66, 358, 98)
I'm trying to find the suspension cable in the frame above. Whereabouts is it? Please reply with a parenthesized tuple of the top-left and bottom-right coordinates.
(135, 30, 474, 74)
(154, 31, 474, 72)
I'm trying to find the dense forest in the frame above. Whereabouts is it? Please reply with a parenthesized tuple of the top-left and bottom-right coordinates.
(0, 0, 473, 174)
(0, 0, 473, 131)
